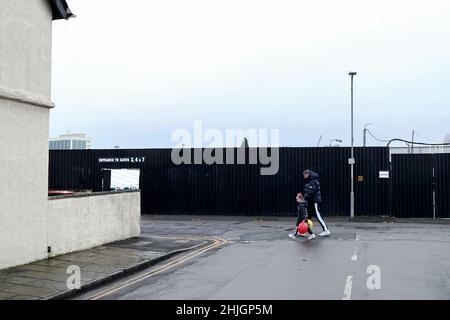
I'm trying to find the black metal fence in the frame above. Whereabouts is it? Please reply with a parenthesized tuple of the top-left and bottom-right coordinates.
(49, 147, 391, 216)
(392, 153, 450, 218)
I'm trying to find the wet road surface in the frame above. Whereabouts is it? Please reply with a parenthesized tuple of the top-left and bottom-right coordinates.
(75, 216, 450, 300)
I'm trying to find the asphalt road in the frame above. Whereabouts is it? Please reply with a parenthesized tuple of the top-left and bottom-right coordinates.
(75, 215, 450, 300)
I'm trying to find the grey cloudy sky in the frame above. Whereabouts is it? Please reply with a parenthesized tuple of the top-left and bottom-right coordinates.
(50, 0, 450, 148)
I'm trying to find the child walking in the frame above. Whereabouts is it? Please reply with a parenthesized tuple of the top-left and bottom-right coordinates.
(289, 193, 316, 240)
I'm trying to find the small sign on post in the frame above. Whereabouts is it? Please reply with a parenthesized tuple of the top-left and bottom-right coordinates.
(379, 171, 389, 179)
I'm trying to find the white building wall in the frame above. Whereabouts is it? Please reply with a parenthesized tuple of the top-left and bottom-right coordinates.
(0, 0, 53, 98)
(390, 146, 450, 154)
(0, 100, 50, 269)
(0, 1, 141, 270)
(0, 0, 53, 270)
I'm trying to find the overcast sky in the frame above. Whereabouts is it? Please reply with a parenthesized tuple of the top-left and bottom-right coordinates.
(50, 0, 450, 148)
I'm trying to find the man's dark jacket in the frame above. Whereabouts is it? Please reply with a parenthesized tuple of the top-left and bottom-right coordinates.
(304, 171, 322, 203)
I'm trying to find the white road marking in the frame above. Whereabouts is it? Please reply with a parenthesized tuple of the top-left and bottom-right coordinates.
(355, 234, 360, 241)
(351, 247, 358, 261)
(86, 237, 228, 300)
(343, 275, 353, 300)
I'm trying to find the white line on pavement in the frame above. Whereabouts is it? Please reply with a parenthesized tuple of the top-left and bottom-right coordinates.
(343, 275, 353, 300)
(87, 237, 229, 300)
(351, 247, 358, 261)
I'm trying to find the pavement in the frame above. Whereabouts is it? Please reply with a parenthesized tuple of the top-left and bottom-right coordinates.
(0, 236, 208, 300)
(2, 215, 450, 300)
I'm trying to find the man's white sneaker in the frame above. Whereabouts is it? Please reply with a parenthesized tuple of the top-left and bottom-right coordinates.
(288, 233, 297, 240)
(307, 234, 316, 240)
(318, 230, 331, 237)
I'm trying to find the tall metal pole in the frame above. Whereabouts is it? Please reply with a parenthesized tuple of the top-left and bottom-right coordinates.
(349, 72, 357, 218)
(317, 135, 323, 147)
(363, 123, 371, 147)
(363, 128, 366, 147)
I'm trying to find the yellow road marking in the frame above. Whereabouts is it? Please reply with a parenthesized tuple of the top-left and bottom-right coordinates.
(87, 237, 228, 300)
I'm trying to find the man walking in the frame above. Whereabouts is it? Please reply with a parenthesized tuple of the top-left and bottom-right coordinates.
(303, 170, 331, 237)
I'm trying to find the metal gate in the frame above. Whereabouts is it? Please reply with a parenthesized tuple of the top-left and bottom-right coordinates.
(435, 154, 450, 218)
(392, 153, 450, 218)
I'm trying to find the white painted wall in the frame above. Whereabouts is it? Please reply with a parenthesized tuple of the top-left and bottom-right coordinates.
(47, 192, 141, 257)
(0, 100, 50, 269)
(0, 0, 53, 270)
(0, 1, 142, 270)
(0, 0, 53, 99)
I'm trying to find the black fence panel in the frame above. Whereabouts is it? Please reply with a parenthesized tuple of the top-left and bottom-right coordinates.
(392, 154, 434, 218)
(354, 148, 391, 216)
(435, 154, 450, 218)
(392, 153, 450, 218)
(49, 147, 390, 216)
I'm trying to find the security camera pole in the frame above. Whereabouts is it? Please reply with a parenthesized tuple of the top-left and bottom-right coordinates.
(349, 72, 357, 218)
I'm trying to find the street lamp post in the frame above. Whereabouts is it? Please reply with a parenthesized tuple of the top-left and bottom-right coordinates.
(329, 139, 343, 147)
(363, 123, 372, 147)
(349, 71, 357, 218)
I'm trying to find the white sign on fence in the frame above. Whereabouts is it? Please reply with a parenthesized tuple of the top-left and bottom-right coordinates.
(379, 171, 389, 179)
